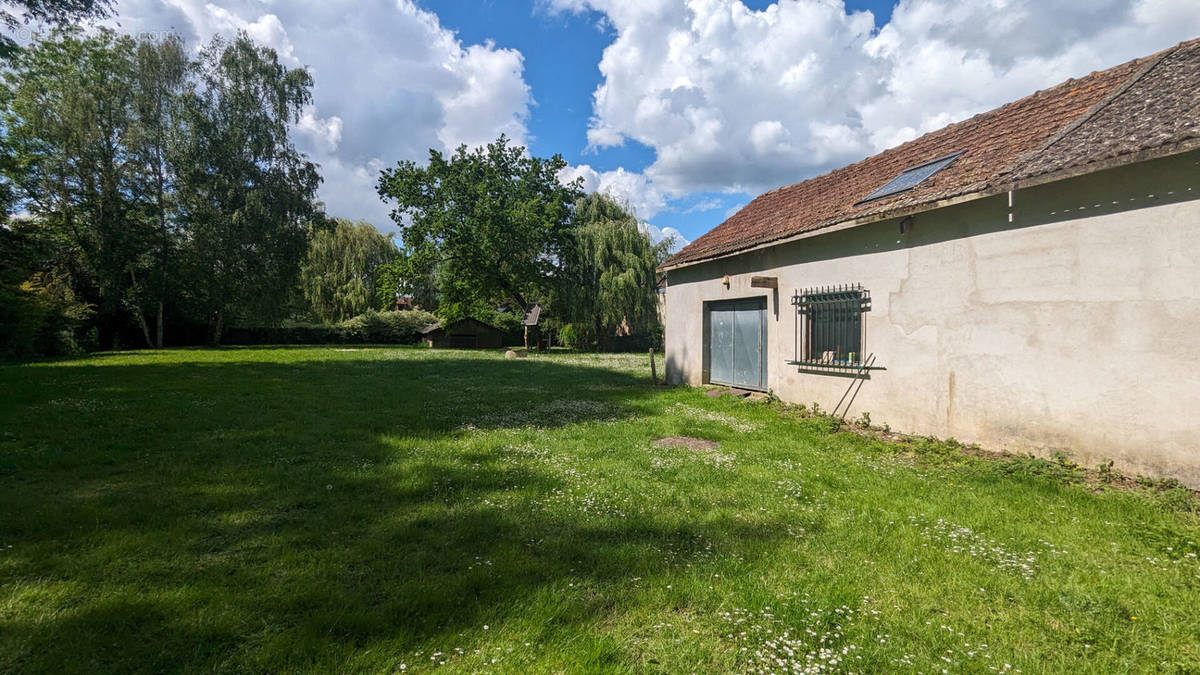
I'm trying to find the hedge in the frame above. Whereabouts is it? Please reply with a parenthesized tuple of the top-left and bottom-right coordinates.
(223, 309, 437, 346)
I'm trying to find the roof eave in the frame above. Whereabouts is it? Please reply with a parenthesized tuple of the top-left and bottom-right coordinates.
(996, 138, 1200, 193)
(657, 188, 994, 273)
(660, 140, 1200, 274)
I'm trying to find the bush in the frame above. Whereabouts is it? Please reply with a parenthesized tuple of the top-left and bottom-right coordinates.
(0, 282, 46, 361)
(558, 323, 590, 350)
(553, 322, 661, 352)
(484, 308, 523, 336)
(339, 309, 437, 343)
(611, 333, 653, 353)
(0, 272, 91, 361)
(222, 323, 341, 345)
(223, 309, 437, 346)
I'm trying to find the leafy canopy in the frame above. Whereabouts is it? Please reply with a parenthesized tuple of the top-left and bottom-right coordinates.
(300, 219, 398, 323)
(0, 27, 325, 353)
(2, 28, 152, 333)
(175, 32, 321, 339)
(0, 1, 113, 58)
(377, 136, 582, 319)
(561, 192, 670, 348)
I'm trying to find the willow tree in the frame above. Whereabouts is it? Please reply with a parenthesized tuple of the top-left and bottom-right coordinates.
(299, 219, 398, 322)
(562, 193, 669, 351)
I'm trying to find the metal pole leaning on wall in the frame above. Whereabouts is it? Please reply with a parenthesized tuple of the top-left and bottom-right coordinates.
(833, 353, 876, 420)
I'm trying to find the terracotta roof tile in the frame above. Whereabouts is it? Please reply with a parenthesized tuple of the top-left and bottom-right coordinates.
(663, 38, 1199, 270)
(1006, 38, 1200, 182)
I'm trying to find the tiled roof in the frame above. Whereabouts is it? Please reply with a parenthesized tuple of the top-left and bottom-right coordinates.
(1005, 38, 1200, 183)
(663, 38, 1199, 270)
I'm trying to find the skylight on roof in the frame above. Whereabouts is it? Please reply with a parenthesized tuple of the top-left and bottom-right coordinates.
(857, 151, 964, 204)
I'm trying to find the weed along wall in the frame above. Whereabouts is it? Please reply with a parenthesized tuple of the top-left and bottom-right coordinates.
(663, 151, 1200, 487)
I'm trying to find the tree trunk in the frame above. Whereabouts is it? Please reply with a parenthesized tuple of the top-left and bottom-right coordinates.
(135, 312, 153, 348)
(156, 301, 164, 349)
(594, 314, 608, 353)
(208, 311, 223, 346)
(130, 269, 154, 348)
(156, 108, 169, 350)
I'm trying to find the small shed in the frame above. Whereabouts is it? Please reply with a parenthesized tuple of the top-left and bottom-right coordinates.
(521, 303, 542, 350)
(419, 318, 504, 349)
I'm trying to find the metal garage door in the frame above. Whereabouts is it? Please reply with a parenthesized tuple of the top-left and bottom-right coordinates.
(706, 297, 767, 390)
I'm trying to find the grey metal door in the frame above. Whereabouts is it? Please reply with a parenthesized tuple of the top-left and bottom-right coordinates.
(706, 297, 767, 390)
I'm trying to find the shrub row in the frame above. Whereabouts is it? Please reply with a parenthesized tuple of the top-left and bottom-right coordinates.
(556, 322, 661, 353)
(223, 309, 437, 346)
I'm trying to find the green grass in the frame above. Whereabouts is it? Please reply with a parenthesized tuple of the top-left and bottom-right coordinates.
(1, 346, 1197, 673)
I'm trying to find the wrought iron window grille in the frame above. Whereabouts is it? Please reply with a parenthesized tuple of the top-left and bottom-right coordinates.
(788, 284, 884, 371)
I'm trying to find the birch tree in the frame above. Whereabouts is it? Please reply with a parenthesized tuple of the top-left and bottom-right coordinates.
(175, 32, 320, 344)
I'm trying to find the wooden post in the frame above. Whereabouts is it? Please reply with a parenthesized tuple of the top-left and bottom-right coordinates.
(649, 347, 658, 385)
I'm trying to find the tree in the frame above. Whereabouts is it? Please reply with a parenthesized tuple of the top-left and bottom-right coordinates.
(175, 32, 320, 344)
(0, 1, 113, 58)
(130, 33, 190, 347)
(2, 28, 156, 348)
(372, 249, 439, 312)
(377, 136, 582, 320)
(561, 193, 669, 351)
(299, 219, 398, 322)
(0, 217, 92, 359)
(0, 29, 326, 355)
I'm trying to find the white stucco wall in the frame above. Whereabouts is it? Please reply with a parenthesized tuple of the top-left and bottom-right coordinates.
(664, 151, 1200, 486)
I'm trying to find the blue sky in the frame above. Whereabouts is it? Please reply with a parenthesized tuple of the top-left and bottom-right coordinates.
(106, 0, 1200, 250)
(426, 0, 899, 242)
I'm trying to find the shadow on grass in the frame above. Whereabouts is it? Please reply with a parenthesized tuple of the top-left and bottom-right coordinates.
(0, 351, 794, 670)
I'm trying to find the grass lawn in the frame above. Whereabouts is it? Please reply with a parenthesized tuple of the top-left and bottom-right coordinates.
(1, 346, 1198, 672)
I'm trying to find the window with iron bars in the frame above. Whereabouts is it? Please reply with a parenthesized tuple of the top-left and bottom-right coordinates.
(791, 284, 871, 367)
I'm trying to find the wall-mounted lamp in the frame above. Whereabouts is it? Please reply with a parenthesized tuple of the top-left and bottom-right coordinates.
(899, 215, 914, 234)
(721, 274, 731, 289)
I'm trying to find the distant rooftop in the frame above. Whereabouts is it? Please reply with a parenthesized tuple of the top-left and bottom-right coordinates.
(522, 303, 542, 326)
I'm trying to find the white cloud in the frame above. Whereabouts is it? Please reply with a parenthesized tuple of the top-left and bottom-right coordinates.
(558, 163, 668, 219)
(748, 120, 790, 155)
(103, 0, 1200, 240)
(550, 0, 1200, 198)
(107, 0, 533, 229)
(560, 163, 688, 251)
(295, 106, 342, 154)
(683, 197, 722, 214)
(639, 222, 690, 252)
(435, 42, 531, 150)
